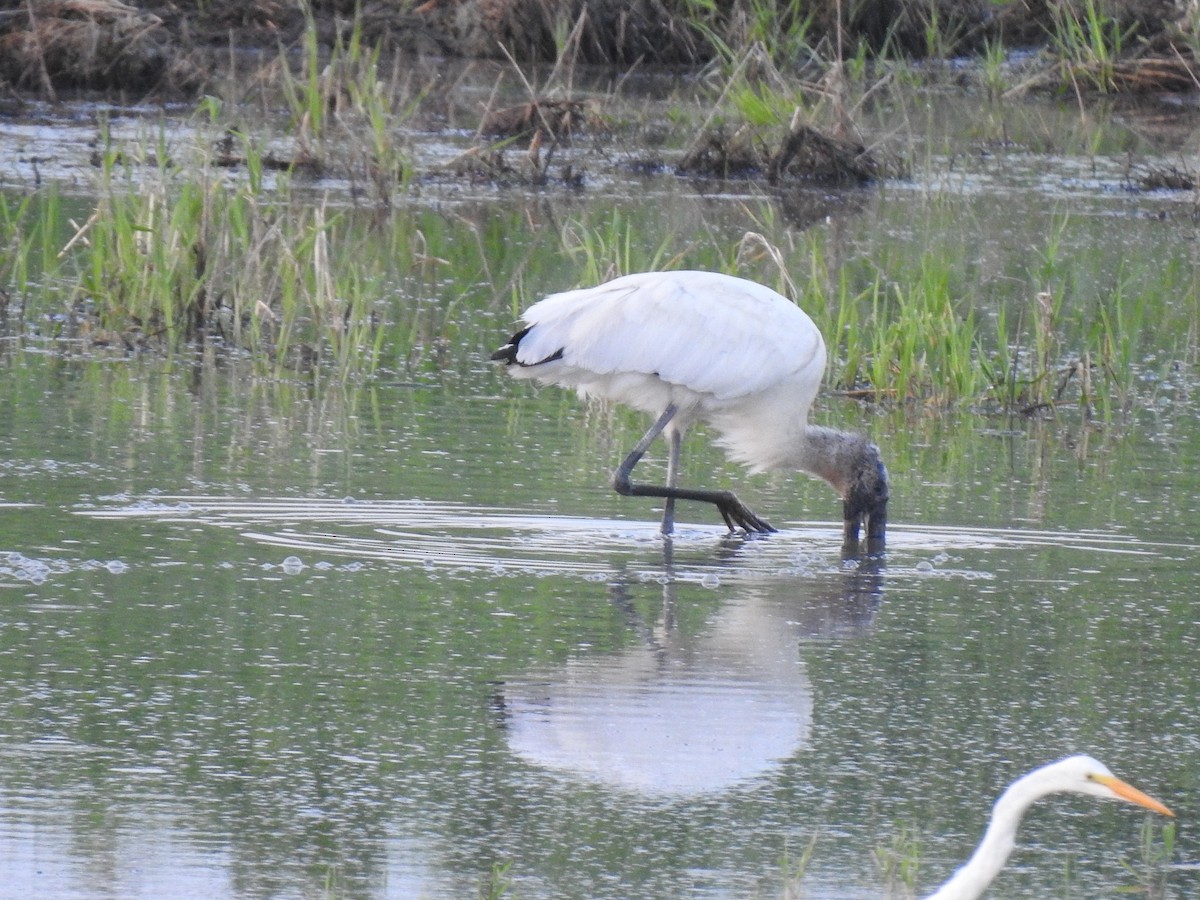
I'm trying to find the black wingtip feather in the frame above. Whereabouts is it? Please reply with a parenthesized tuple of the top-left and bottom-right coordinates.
(490, 325, 563, 367)
(490, 325, 531, 364)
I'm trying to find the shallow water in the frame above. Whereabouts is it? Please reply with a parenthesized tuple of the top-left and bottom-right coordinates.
(0, 348, 1196, 899)
(3, 66, 1200, 898)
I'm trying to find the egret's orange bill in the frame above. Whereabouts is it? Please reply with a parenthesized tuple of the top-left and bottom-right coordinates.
(1093, 774, 1175, 817)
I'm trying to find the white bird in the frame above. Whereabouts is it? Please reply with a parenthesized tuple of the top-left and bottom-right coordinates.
(491, 270, 888, 544)
(926, 754, 1174, 900)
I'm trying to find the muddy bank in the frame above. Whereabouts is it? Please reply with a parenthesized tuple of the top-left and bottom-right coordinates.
(0, 0, 1195, 98)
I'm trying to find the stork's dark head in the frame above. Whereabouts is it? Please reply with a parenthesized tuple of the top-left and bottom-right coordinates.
(843, 444, 888, 550)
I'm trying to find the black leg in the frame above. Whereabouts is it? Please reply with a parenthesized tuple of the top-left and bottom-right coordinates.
(611, 405, 776, 534)
(661, 426, 682, 534)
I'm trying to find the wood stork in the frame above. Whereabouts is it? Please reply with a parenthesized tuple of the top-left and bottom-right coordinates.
(926, 755, 1174, 900)
(491, 270, 888, 545)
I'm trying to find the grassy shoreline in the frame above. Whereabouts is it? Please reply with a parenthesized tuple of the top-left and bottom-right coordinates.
(2, 3, 1198, 417)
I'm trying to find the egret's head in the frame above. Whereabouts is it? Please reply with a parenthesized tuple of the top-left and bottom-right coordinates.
(1072, 756, 1175, 815)
(1019, 755, 1174, 816)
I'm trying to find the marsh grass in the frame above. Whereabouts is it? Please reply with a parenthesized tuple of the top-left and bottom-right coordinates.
(778, 831, 820, 898)
(1048, 0, 1137, 94)
(874, 824, 923, 895)
(2, 106, 474, 377)
(558, 210, 697, 287)
(0, 190, 55, 318)
(757, 219, 1199, 421)
(1119, 819, 1176, 897)
(225, 9, 421, 207)
(496, 215, 1199, 420)
(791, 238, 981, 407)
(0, 12, 481, 376)
(476, 860, 514, 900)
(6, 154, 1195, 413)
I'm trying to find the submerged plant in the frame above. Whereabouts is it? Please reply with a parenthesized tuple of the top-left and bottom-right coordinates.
(0, 189, 55, 320)
(778, 831, 820, 898)
(477, 860, 514, 900)
(1119, 818, 1176, 898)
(875, 823, 923, 895)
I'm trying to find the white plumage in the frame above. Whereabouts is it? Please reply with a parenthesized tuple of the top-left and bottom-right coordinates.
(492, 270, 888, 543)
(926, 755, 1174, 900)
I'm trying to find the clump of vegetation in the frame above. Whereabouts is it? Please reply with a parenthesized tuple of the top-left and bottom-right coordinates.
(875, 824, 923, 896)
(252, 14, 420, 208)
(676, 42, 904, 185)
(778, 832, 820, 898)
(2, 0, 1200, 100)
(479, 98, 602, 142)
(0, 0, 202, 96)
(678, 120, 885, 184)
(50, 144, 391, 372)
(1119, 819, 1176, 896)
(1125, 161, 1197, 192)
(0, 112, 456, 377)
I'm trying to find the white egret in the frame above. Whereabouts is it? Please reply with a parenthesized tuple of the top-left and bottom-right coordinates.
(491, 270, 889, 544)
(926, 754, 1174, 900)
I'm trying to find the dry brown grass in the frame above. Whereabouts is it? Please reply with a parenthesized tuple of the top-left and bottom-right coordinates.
(0, 0, 201, 94)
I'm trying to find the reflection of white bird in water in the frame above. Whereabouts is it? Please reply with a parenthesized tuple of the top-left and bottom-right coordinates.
(926, 755, 1174, 900)
(491, 270, 889, 544)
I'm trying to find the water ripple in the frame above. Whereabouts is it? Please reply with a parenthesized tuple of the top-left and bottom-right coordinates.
(74, 496, 1185, 582)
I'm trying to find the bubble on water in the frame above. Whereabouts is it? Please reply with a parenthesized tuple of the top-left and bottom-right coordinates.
(700, 573, 721, 589)
(104, 560, 128, 574)
(916, 560, 935, 572)
(281, 556, 306, 574)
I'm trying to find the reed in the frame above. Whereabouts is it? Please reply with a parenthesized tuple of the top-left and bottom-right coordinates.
(1049, 0, 1136, 94)
(558, 209, 693, 287)
(1119, 819, 1176, 896)
(0, 190, 47, 318)
(874, 824, 923, 895)
(252, 8, 418, 207)
(5, 101, 446, 376)
(980, 38, 1008, 100)
(477, 860, 514, 900)
(778, 831, 820, 897)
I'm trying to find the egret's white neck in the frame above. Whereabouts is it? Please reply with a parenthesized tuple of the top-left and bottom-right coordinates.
(924, 771, 1049, 900)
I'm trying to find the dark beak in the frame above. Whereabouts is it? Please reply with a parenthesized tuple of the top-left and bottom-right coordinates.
(843, 458, 888, 552)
